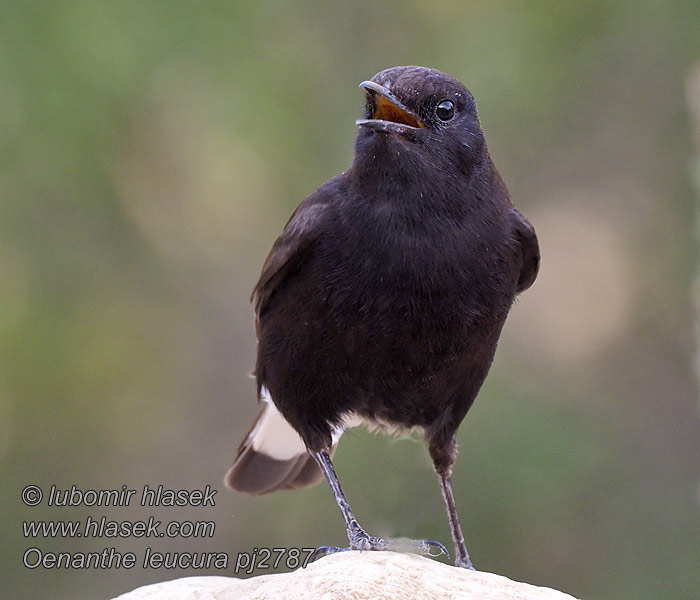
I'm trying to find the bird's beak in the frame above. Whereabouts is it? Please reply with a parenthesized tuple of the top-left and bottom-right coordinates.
(356, 80, 425, 134)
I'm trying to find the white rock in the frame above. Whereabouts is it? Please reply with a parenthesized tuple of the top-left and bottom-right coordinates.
(113, 551, 579, 600)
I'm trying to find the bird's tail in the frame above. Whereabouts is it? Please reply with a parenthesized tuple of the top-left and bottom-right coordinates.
(225, 395, 327, 495)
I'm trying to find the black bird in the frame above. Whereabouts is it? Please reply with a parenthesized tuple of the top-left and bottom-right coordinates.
(225, 66, 539, 569)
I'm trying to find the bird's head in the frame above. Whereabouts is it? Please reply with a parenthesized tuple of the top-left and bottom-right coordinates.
(355, 66, 487, 176)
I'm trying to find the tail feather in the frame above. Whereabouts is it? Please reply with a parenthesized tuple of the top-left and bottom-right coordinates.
(282, 452, 327, 489)
(225, 392, 329, 495)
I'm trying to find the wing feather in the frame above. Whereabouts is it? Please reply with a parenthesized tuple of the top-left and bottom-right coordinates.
(252, 183, 336, 334)
(508, 207, 540, 294)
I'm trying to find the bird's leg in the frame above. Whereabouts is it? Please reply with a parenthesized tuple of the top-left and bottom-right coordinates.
(310, 450, 448, 561)
(430, 432, 475, 569)
(312, 450, 377, 551)
(438, 474, 474, 569)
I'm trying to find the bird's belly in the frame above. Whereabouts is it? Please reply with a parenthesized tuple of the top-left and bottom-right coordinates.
(311, 246, 507, 406)
(259, 228, 513, 434)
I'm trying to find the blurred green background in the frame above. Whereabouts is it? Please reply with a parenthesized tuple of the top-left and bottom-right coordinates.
(3, 1, 700, 599)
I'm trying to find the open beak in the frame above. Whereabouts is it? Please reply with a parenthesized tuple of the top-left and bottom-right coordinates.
(356, 80, 425, 135)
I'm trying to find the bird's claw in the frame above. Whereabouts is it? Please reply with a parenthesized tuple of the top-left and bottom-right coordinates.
(418, 538, 450, 558)
(309, 545, 347, 563)
(310, 533, 449, 564)
(384, 536, 449, 558)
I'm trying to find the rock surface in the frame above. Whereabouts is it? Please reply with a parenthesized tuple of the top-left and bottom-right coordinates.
(113, 551, 579, 600)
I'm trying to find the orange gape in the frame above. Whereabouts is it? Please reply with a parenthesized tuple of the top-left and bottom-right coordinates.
(374, 95, 424, 128)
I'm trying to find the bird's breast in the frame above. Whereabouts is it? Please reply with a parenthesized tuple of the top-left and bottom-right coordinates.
(317, 206, 514, 337)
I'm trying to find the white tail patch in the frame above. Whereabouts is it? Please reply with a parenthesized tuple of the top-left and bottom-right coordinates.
(247, 390, 378, 459)
(249, 388, 308, 460)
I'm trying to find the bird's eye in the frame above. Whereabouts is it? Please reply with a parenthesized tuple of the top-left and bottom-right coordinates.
(436, 99, 455, 121)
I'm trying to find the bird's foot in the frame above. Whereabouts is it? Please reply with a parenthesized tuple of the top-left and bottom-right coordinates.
(455, 555, 475, 570)
(382, 536, 449, 558)
(309, 530, 449, 563)
(349, 528, 390, 552)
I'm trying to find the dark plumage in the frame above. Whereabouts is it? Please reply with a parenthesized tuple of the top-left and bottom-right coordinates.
(226, 66, 539, 568)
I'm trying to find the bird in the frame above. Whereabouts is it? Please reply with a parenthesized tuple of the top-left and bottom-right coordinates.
(225, 65, 539, 569)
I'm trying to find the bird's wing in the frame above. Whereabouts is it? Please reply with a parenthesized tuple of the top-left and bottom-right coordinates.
(508, 206, 540, 294)
(252, 187, 334, 332)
